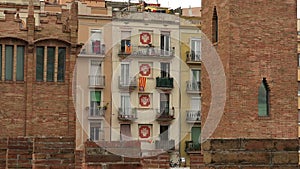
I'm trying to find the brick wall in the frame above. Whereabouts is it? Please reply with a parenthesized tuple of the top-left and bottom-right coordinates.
(202, 139, 299, 168)
(0, 1, 79, 137)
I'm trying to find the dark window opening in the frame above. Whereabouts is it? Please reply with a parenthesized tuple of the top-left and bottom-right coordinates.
(5, 45, 14, 81)
(36, 46, 44, 82)
(57, 47, 66, 82)
(212, 7, 218, 43)
(47, 47, 55, 82)
(258, 78, 270, 117)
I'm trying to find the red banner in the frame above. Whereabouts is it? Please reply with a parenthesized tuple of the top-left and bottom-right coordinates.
(139, 125, 151, 139)
(139, 77, 146, 91)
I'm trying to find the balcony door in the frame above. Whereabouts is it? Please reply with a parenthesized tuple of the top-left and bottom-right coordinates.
(121, 94, 131, 115)
(120, 124, 131, 141)
(121, 63, 130, 86)
(160, 93, 169, 116)
(190, 39, 201, 61)
(90, 91, 101, 116)
(90, 29, 102, 54)
(190, 97, 201, 111)
(90, 60, 102, 85)
(160, 125, 169, 141)
(160, 32, 170, 56)
(191, 69, 200, 90)
(160, 62, 170, 78)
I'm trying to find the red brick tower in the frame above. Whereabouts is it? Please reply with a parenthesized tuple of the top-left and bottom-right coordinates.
(201, 0, 299, 168)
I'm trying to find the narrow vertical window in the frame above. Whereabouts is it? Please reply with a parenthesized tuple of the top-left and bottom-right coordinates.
(0, 45, 2, 80)
(47, 47, 55, 82)
(57, 47, 66, 82)
(298, 54, 300, 67)
(212, 7, 218, 43)
(258, 78, 270, 116)
(36, 46, 44, 81)
(5, 45, 13, 81)
(16, 46, 24, 81)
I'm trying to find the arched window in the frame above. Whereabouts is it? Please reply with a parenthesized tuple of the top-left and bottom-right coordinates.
(258, 78, 270, 116)
(212, 7, 218, 43)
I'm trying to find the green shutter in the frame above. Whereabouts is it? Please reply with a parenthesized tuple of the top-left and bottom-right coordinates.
(36, 46, 44, 81)
(16, 46, 24, 81)
(191, 127, 201, 144)
(5, 45, 13, 81)
(57, 47, 66, 82)
(91, 91, 101, 102)
(0, 45, 2, 80)
(47, 47, 55, 82)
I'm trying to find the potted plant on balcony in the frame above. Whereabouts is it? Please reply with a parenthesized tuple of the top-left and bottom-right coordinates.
(98, 102, 109, 110)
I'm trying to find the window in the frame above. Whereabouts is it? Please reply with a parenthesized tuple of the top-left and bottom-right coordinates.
(57, 47, 66, 82)
(212, 7, 218, 43)
(298, 82, 300, 96)
(5, 45, 13, 81)
(298, 54, 300, 67)
(160, 93, 170, 115)
(36, 46, 44, 81)
(190, 97, 201, 111)
(16, 46, 24, 81)
(120, 124, 131, 141)
(121, 31, 131, 54)
(120, 63, 130, 85)
(90, 29, 103, 54)
(160, 32, 170, 56)
(47, 47, 55, 82)
(90, 91, 101, 116)
(160, 125, 169, 140)
(258, 78, 270, 116)
(160, 62, 170, 78)
(190, 39, 201, 61)
(121, 94, 131, 115)
(0, 45, 2, 80)
(90, 121, 102, 141)
(90, 60, 102, 86)
(298, 110, 300, 124)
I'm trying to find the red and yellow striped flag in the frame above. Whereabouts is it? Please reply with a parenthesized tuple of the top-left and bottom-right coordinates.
(139, 77, 146, 91)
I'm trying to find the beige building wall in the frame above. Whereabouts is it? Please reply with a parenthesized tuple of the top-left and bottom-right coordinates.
(75, 1, 112, 149)
(179, 17, 201, 166)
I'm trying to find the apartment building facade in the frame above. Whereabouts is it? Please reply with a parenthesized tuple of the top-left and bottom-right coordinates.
(110, 11, 181, 157)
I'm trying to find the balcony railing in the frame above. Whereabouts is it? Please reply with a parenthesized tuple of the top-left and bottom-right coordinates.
(156, 108, 175, 121)
(131, 46, 174, 57)
(89, 75, 105, 88)
(118, 44, 175, 58)
(79, 44, 105, 56)
(186, 51, 201, 63)
(186, 110, 201, 123)
(186, 81, 201, 93)
(155, 140, 175, 151)
(185, 141, 201, 153)
(89, 107, 105, 119)
(156, 77, 174, 89)
(118, 76, 137, 90)
(118, 108, 137, 121)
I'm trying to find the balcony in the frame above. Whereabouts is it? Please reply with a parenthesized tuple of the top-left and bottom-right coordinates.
(185, 141, 201, 154)
(79, 43, 105, 57)
(131, 46, 174, 58)
(186, 81, 201, 94)
(156, 108, 175, 122)
(186, 110, 201, 123)
(156, 77, 174, 90)
(118, 76, 137, 91)
(118, 108, 137, 121)
(186, 51, 201, 64)
(89, 75, 105, 88)
(155, 140, 175, 151)
(88, 107, 105, 119)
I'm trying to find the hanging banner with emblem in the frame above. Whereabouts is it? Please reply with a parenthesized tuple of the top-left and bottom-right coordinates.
(140, 32, 152, 45)
(139, 94, 151, 107)
(139, 77, 147, 91)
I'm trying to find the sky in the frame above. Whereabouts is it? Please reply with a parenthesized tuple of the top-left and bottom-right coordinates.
(114, 0, 300, 18)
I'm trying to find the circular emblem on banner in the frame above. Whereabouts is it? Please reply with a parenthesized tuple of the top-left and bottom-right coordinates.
(140, 64, 151, 76)
(139, 94, 150, 107)
(139, 125, 151, 138)
(140, 32, 151, 44)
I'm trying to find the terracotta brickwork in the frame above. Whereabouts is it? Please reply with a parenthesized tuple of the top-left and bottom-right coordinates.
(201, 0, 298, 168)
(0, 1, 79, 137)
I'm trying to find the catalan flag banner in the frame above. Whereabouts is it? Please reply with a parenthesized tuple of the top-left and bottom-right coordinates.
(139, 77, 147, 91)
(125, 42, 132, 54)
